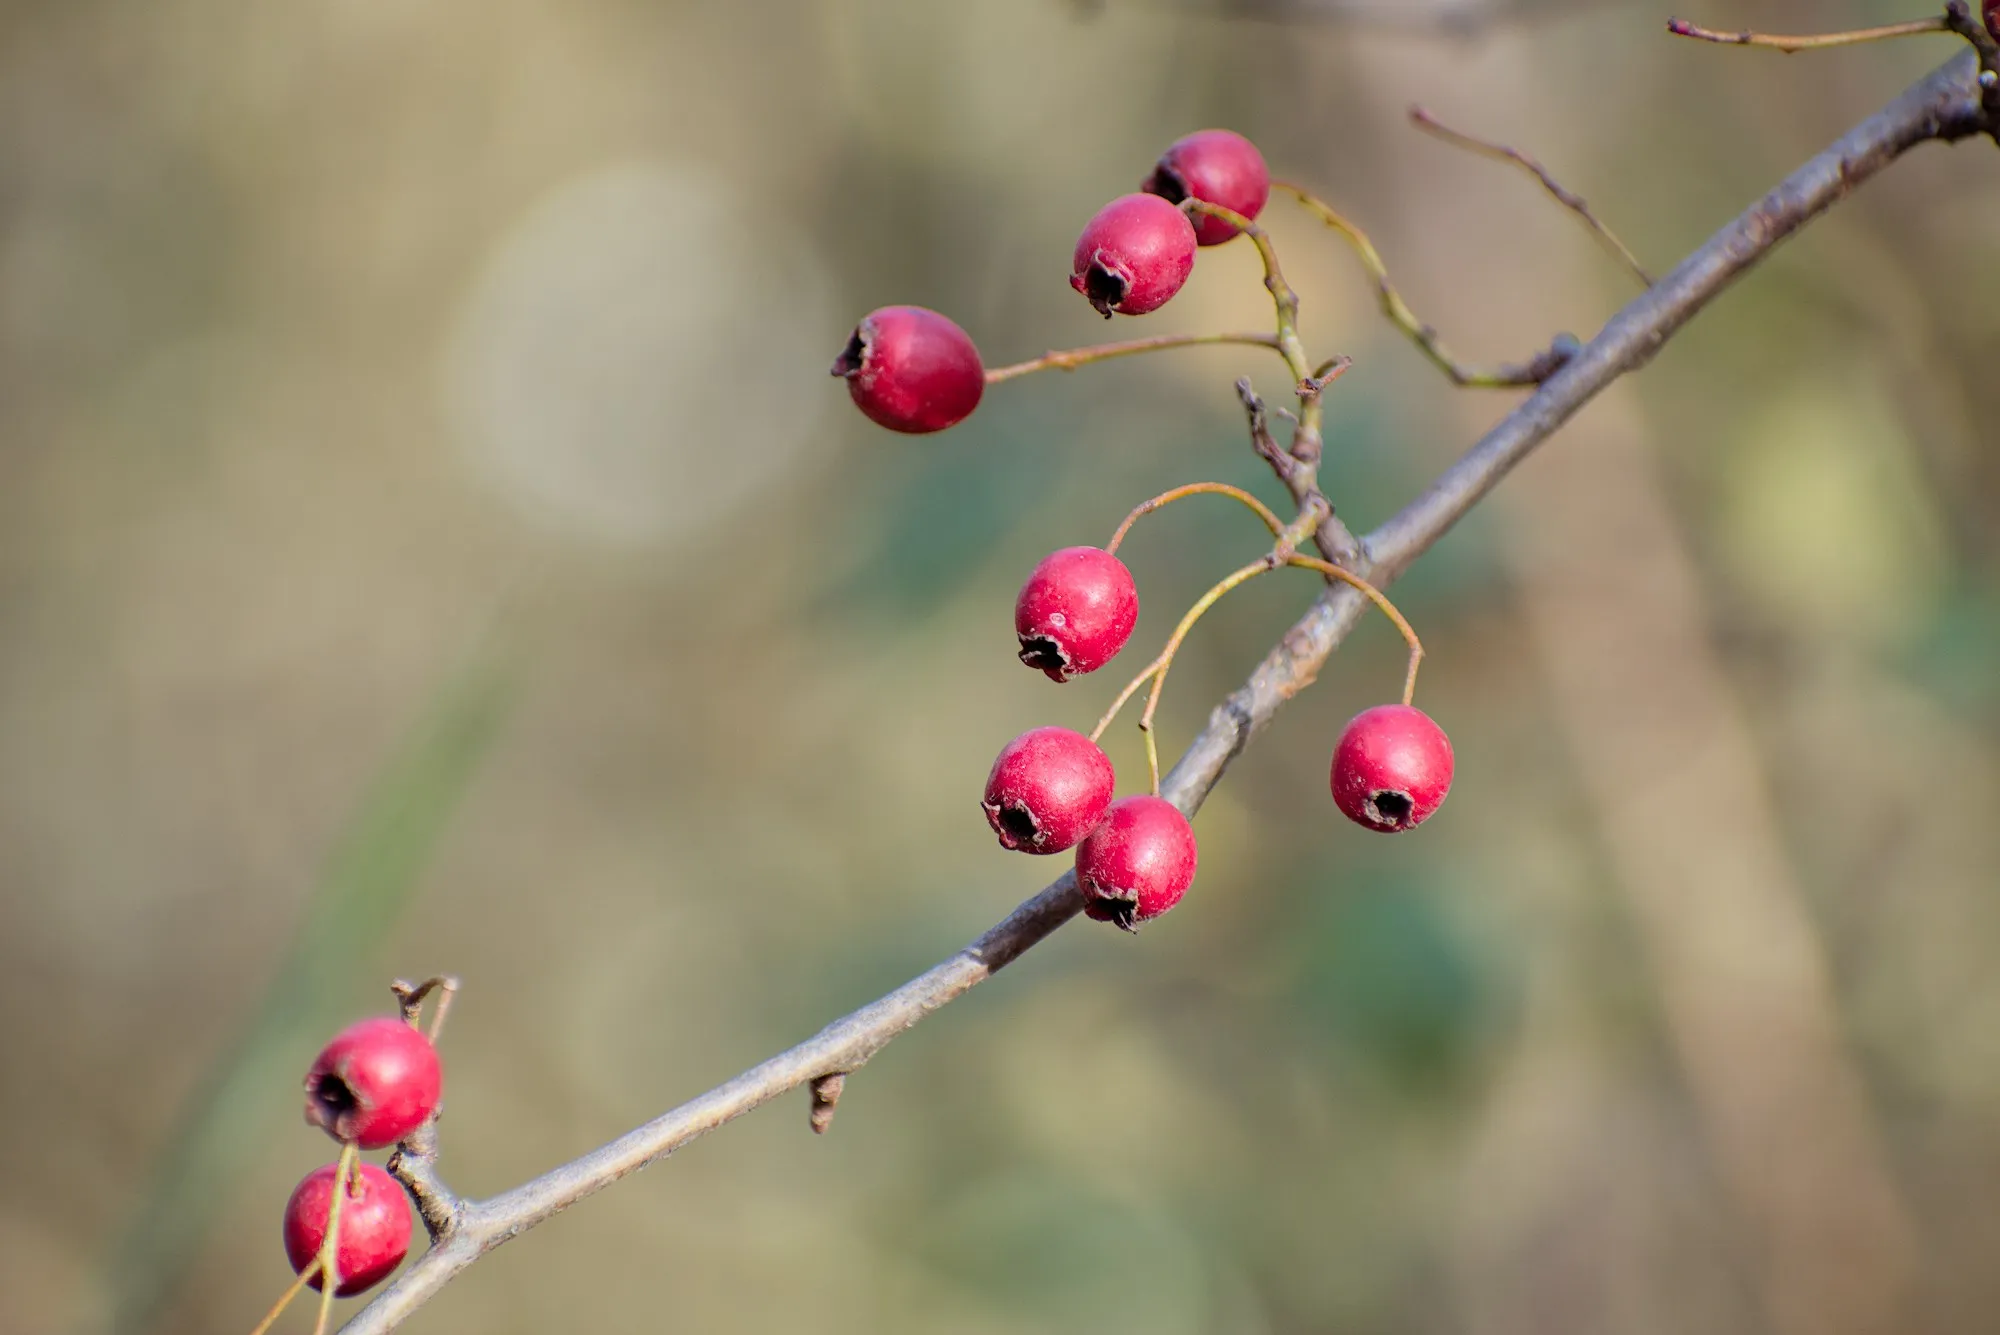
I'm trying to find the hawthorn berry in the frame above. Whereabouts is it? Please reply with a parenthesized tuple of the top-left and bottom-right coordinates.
(304, 1016, 443, 1150)
(1330, 704, 1454, 833)
(1987, 0, 2000, 40)
(1077, 795, 1199, 930)
(982, 726, 1116, 855)
(283, 1161, 413, 1296)
(830, 305, 985, 434)
(1070, 193, 1198, 318)
(1142, 129, 1270, 248)
(1015, 546, 1139, 682)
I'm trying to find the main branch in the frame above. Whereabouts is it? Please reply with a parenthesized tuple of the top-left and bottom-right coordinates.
(342, 51, 1987, 1334)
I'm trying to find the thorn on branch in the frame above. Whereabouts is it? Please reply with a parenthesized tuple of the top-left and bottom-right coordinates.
(808, 1073, 847, 1135)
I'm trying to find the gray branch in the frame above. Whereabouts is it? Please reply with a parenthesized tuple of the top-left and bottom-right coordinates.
(341, 50, 1987, 1335)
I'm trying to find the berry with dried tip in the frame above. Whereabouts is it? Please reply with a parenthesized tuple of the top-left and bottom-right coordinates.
(830, 305, 985, 434)
(1015, 546, 1139, 682)
(1069, 194, 1198, 318)
(1142, 129, 1270, 247)
(1330, 704, 1454, 833)
(283, 1161, 413, 1296)
(982, 726, 1116, 855)
(1077, 795, 1199, 930)
(304, 1016, 443, 1150)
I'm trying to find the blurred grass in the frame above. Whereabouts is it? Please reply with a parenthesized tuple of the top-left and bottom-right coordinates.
(100, 654, 511, 1334)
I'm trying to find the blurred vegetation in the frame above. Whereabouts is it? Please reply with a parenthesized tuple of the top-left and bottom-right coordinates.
(0, 2, 1994, 1334)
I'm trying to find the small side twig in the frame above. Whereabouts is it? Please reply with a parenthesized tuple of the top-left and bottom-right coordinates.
(1272, 181, 1574, 389)
(1408, 104, 1653, 287)
(1666, 13, 1950, 53)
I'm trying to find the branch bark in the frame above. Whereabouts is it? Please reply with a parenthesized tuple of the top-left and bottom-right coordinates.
(341, 50, 1988, 1334)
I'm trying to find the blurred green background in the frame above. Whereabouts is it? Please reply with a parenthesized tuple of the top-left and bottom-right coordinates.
(2, 1, 1997, 1332)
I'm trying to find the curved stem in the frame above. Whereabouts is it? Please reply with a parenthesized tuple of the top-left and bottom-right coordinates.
(983, 331, 1283, 384)
(1666, 15, 1949, 53)
(1407, 105, 1653, 287)
(1136, 558, 1285, 793)
(246, 1263, 321, 1335)
(311, 1143, 359, 1335)
(1088, 656, 1164, 745)
(1104, 483, 1285, 555)
(1286, 556, 1425, 705)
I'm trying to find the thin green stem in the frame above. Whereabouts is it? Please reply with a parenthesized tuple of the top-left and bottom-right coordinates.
(1136, 557, 1285, 793)
(310, 1142, 359, 1335)
(1666, 15, 1950, 53)
(1104, 482, 1285, 556)
(245, 1262, 320, 1335)
(983, 331, 1284, 384)
(1286, 555, 1425, 705)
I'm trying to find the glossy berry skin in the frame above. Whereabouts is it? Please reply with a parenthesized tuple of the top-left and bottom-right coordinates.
(1077, 795, 1199, 931)
(283, 1162, 413, 1296)
(1330, 704, 1454, 833)
(1015, 546, 1139, 682)
(304, 1016, 443, 1150)
(983, 726, 1116, 855)
(1142, 129, 1270, 247)
(1070, 194, 1198, 318)
(830, 305, 984, 434)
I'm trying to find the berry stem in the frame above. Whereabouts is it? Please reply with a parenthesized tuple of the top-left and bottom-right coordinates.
(311, 1142, 359, 1335)
(1407, 105, 1653, 287)
(245, 1262, 321, 1335)
(1104, 482, 1285, 555)
(1286, 555, 1426, 706)
(1666, 15, 1950, 52)
(982, 330, 1284, 384)
(1088, 656, 1163, 746)
(1135, 556, 1286, 794)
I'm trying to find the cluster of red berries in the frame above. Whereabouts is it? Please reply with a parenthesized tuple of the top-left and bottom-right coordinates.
(273, 1014, 443, 1301)
(830, 129, 1270, 434)
(834, 127, 1456, 930)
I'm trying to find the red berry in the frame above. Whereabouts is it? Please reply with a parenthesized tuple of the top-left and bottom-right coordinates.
(1330, 704, 1454, 833)
(1987, 0, 1999, 39)
(304, 1016, 443, 1150)
(830, 305, 984, 434)
(1069, 194, 1197, 318)
(1142, 129, 1270, 248)
(982, 726, 1116, 855)
(1077, 795, 1199, 930)
(1015, 546, 1139, 682)
(283, 1161, 412, 1296)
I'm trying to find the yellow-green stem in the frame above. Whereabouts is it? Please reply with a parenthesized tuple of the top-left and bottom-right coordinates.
(1136, 557, 1285, 793)
(245, 1262, 321, 1335)
(1665, 15, 1949, 53)
(983, 331, 1284, 384)
(1105, 482, 1285, 555)
(310, 1142, 360, 1335)
(1286, 555, 1425, 705)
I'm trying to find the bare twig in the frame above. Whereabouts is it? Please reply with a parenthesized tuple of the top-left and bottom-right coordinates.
(1408, 104, 1654, 286)
(341, 51, 1987, 1335)
(1666, 14, 1950, 53)
(983, 330, 1283, 383)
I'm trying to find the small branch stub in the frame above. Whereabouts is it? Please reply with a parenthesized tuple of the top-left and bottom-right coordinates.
(809, 1073, 847, 1135)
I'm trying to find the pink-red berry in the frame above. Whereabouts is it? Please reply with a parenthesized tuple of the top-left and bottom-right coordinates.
(1330, 704, 1454, 833)
(304, 1016, 443, 1150)
(1077, 795, 1199, 930)
(1069, 194, 1197, 318)
(282, 1161, 413, 1296)
(1986, 0, 2000, 39)
(1015, 546, 1139, 682)
(982, 726, 1116, 855)
(830, 305, 985, 434)
(1142, 129, 1270, 248)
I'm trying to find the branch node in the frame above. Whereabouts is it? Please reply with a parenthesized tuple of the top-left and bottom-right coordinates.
(387, 1118, 466, 1242)
(808, 1073, 847, 1135)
